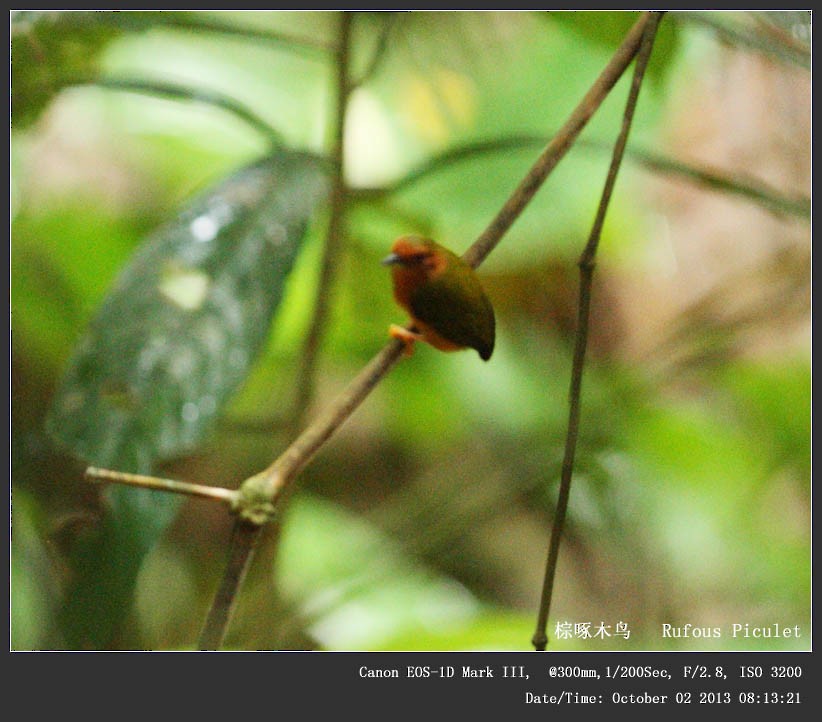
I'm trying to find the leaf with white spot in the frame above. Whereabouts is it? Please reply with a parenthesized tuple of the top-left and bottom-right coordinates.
(46, 150, 327, 647)
(48, 150, 327, 471)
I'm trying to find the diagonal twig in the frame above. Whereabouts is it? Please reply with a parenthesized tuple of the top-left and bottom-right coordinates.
(462, 13, 656, 270)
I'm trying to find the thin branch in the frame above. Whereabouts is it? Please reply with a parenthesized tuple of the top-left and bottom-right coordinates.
(255, 340, 406, 501)
(292, 11, 353, 431)
(349, 12, 397, 91)
(198, 340, 407, 650)
(531, 11, 663, 653)
(627, 148, 811, 219)
(198, 521, 261, 650)
(85, 466, 236, 505)
(354, 136, 811, 221)
(249, 10, 657, 505)
(85, 77, 284, 148)
(679, 11, 810, 70)
(112, 12, 333, 57)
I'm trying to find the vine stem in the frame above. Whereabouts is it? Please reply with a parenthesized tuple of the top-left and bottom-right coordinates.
(531, 11, 663, 652)
(354, 136, 811, 221)
(85, 77, 285, 148)
(141, 14, 333, 56)
(291, 12, 353, 430)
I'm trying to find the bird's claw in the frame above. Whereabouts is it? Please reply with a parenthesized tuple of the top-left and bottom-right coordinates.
(389, 324, 420, 357)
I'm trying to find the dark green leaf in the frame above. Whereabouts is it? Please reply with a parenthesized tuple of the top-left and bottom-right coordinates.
(11, 11, 313, 131)
(48, 151, 327, 472)
(11, 11, 123, 129)
(47, 150, 328, 647)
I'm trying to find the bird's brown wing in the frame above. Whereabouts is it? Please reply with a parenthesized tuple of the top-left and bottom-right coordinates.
(409, 269, 495, 360)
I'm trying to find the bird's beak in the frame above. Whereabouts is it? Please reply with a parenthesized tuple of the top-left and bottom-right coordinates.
(381, 253, 402, 266)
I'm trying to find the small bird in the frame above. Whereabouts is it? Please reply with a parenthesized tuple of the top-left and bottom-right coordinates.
(382, 235, 495, 361)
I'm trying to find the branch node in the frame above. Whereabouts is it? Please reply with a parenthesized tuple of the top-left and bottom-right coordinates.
(231, 471, 282, 526)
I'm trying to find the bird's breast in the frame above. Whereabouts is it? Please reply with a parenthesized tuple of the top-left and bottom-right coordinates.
(391, 265, 429, 311)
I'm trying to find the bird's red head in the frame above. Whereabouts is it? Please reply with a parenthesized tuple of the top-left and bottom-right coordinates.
(382, 235, 448, 277)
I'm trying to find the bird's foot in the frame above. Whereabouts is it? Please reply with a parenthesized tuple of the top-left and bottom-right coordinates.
(389, 324, 421, 357)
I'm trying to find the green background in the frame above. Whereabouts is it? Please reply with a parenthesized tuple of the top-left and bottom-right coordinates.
(11, 11, 810, 650)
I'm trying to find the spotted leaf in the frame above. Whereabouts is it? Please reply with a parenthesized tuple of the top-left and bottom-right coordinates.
(48, 150, 327, 473)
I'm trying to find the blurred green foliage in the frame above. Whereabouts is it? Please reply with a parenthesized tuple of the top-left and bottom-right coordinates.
(11, 11, 810, 650)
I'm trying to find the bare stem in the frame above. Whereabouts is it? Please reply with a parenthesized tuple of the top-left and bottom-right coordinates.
(257, 340, 406, 500)
(680, 11, 810, 70)
(531, 11, 663, 653)
(115, 12, 333, 56)
(355, 136, 811, 221)
(349, 12, 396, 90)
(85, 466, 236, 505)
(253, 10, 659, 503)
(197, 522, 261, 650)
(292, 11, 353, 431)
(198, 10, 658, 650)
(86, 77, 284, 148)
